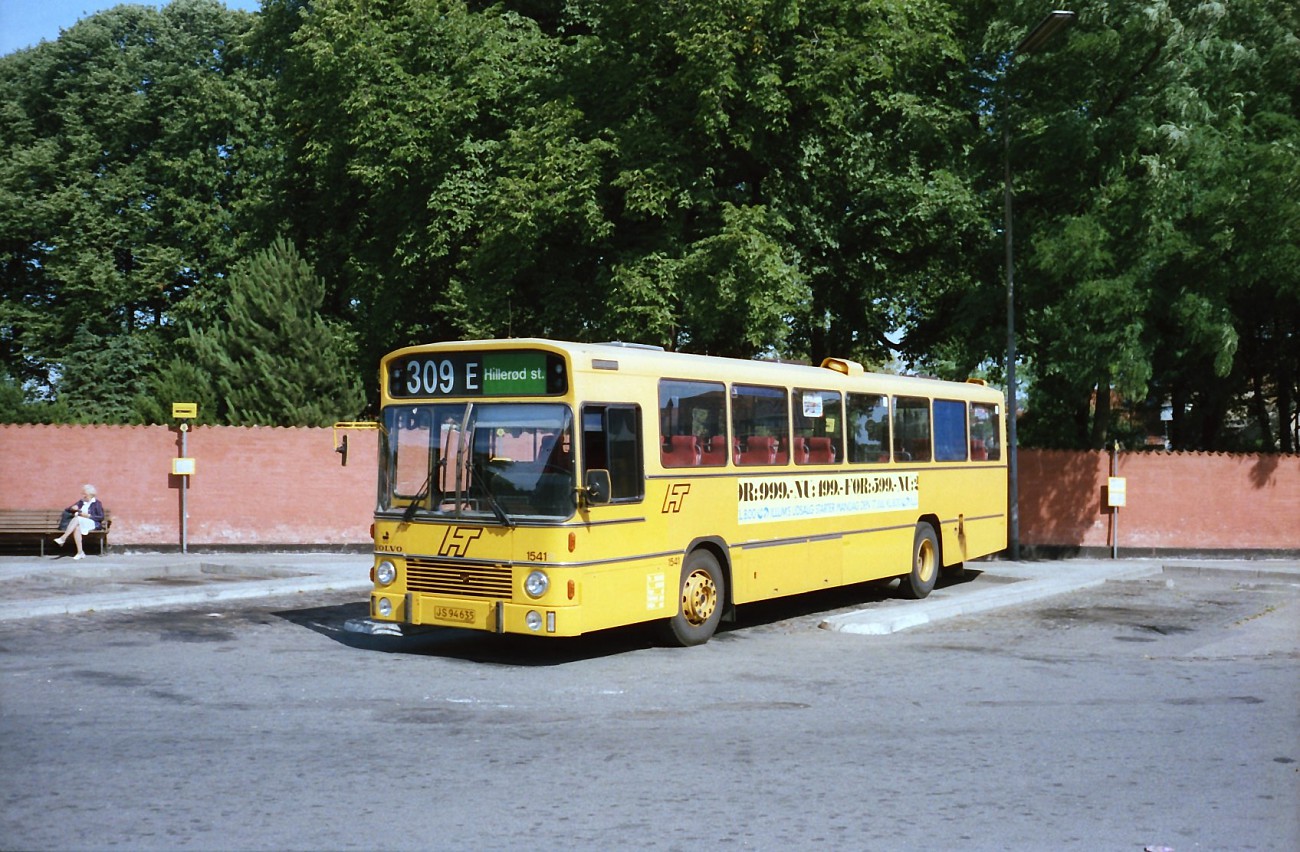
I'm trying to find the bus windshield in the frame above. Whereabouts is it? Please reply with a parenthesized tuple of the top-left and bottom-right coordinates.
(380, 402, 576, 523)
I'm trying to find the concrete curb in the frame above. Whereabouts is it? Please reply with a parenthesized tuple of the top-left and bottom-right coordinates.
(0, 576, 373, 621)
(819, 562, 1166, 636)
(3, 553, 1296, 628)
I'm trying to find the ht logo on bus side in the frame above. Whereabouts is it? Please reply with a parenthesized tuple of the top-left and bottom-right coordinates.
(662, 483, 690, 513)
(439, 526, 484, 557)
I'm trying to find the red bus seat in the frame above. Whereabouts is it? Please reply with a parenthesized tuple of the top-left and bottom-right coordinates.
(806, 437, 836, 464)
(737, 435, 778, 465)
(662, 434, 701, 467)
(700, 436, 728, 466)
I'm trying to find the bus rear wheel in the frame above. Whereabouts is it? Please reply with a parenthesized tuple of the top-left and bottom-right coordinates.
(898, 523, 939, 600)
(656, 550, 725, 647)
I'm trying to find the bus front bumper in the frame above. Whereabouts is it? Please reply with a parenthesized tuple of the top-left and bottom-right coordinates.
(371, 592, 581, 637)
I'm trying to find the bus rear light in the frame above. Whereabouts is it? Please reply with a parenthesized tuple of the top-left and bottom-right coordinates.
(568, 532, 576, 552)
(568, 580, 575, 600)
(369, 523, 376, 540)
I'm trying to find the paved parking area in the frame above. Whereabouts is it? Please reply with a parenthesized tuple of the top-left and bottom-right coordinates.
(3, 549, 1295, 633)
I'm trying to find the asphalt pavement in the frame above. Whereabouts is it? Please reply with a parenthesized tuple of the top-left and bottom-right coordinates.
(2, 547, 1297, 633)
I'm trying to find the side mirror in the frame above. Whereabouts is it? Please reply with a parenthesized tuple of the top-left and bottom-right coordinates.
(583, 469, 612, 505)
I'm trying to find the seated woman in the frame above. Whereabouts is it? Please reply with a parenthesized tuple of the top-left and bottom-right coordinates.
(53, 484, 105, 560)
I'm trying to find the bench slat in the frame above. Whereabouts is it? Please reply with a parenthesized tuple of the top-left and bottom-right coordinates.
(0, 509, 113, 555)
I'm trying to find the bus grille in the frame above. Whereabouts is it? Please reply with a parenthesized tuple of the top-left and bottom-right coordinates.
(406, 559, 512, 599)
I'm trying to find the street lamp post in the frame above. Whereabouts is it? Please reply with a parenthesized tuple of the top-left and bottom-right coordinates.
(1004, 10, 1075, 562)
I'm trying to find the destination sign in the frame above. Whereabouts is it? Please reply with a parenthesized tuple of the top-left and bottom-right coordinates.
(388, 350, 568, 398)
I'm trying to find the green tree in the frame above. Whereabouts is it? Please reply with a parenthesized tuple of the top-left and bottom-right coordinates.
(264, 0, 982, 366)
(0, 0, 276, 421)
(941, 0, 1299, 451)
(186, 237, 365, 426)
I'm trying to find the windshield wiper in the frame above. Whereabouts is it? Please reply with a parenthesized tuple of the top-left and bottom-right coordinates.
(401, 469, 434, 522)
(472, 459, 515, 528)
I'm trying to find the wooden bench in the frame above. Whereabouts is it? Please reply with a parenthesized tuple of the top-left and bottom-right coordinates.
(0, 509, 112, 556)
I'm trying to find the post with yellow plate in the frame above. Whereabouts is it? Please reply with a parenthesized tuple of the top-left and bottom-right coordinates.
(1106, 441, 1127, 560)
(172, 403, 198, 553)
(333, 421, 379, 466)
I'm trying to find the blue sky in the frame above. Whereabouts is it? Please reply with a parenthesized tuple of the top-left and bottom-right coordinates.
(2, 0, 263, 57)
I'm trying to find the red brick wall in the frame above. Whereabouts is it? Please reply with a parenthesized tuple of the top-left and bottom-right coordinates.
(0, 424, 377, 548)
(1018, 448, 1300, 553)
(2, 426, 1296, 553)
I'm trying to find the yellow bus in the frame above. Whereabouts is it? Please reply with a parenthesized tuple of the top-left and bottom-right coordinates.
(368, 338, 1006, 645)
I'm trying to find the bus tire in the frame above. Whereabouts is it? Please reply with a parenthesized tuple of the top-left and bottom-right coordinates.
(656, 549, 725, 647)
(898, 523, 939, 600)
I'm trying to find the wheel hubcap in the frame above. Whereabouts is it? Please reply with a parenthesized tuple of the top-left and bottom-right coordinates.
(681, 569, 718, 626)
(916, 540, 936, 584)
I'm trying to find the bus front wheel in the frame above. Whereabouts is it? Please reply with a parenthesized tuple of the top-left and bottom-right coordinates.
(656, 550, 725, 647)
(898, 524, 939, 600)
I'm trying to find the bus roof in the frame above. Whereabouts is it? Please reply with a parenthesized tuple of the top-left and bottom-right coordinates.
(386, 338, 1004, 403)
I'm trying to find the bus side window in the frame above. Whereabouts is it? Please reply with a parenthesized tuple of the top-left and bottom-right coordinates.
(793, 389, 843, 465)
(893, 396, 932, 463)
(583, 405, 644, 502)
(731, 384, 789, 466)
(970, 402, 1001, 461)
(847, 393, 889, 463)
(934, 399, 968, 462)
(658, 379, 728, 467)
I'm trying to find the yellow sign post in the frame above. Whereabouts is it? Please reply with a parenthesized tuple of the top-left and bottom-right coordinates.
(332, 421, 379, 466)
(1106, 477, 1127, 508)
(173, 403, 197, 553)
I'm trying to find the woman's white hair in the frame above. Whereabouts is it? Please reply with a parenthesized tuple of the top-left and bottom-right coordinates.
(82, 484, 97, 497)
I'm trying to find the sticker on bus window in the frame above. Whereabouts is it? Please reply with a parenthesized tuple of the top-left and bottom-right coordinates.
(803, 395, 824, 418)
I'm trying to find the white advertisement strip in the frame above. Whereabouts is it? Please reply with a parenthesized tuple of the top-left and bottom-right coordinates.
(737, 472, 919, 525)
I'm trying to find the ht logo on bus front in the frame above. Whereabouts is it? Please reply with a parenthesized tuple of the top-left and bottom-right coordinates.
(439, 526, 484, 558)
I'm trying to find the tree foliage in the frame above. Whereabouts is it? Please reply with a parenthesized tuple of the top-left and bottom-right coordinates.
(1, 0, 1296, 450)
(181, 237, 366, 426)
(0, 0, 275, 420)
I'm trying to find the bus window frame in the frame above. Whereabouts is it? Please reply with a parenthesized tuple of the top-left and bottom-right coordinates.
(892, 396, 932, 463)
(658, 378, 729, 468)
(731, 383, 790, 466)
(582, 402, 645, 504)
(847, 392, 891, 464)
(933, 398, 969, 462)
(792, 388, 843, 466)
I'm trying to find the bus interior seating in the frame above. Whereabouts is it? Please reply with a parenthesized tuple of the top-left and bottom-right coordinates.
(791, 438, 810, 465)
(806, 437, 836, 464)
(738, 435, 778, 465)
(662, 434, 702, 467)
(700, 436, 728, 466)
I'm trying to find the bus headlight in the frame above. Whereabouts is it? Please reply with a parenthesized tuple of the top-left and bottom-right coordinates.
(375, 560, 397, 586)
(525, 610, 543, 631)
(377, 597, 393, 617)
(524, 570, 549, 598)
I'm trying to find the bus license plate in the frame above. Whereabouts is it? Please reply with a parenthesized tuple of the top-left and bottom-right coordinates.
(433, 605, 477, 625)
